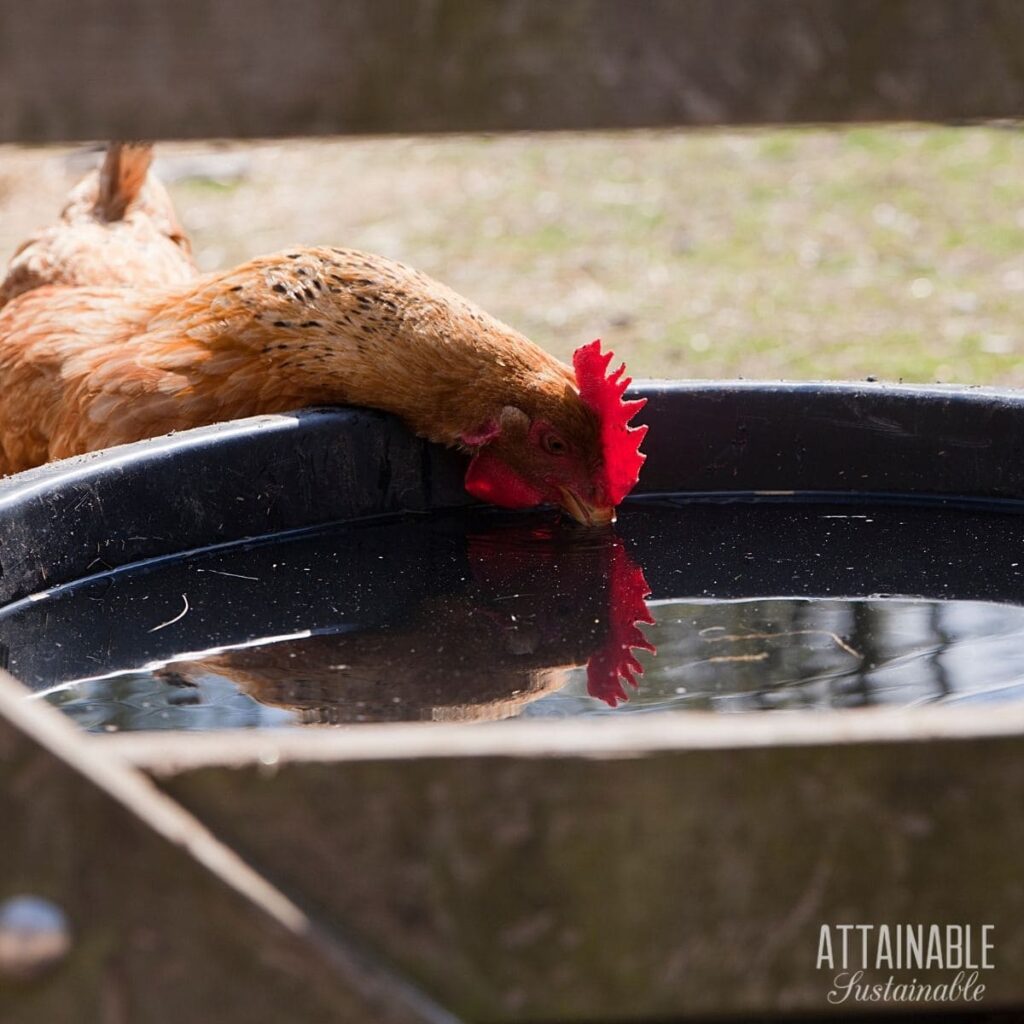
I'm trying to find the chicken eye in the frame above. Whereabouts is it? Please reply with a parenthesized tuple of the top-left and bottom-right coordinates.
(542, 433, 568, 456)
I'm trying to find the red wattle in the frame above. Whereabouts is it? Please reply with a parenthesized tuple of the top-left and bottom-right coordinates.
(464, 449, 546, 509)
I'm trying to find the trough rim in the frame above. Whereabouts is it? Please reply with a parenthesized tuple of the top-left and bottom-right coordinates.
(94, 698, 1024, 774)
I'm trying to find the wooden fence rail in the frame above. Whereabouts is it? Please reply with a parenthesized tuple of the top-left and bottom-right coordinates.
(2, 0, 1024, 142)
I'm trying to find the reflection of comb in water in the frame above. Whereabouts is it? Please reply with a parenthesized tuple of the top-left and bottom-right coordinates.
(585, 540, 655, 707)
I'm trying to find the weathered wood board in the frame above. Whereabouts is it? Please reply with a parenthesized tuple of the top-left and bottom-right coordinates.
(0, 672, 459, 1024)
(110, 707, 1024, 1022)
(2, 0, 1023, 142)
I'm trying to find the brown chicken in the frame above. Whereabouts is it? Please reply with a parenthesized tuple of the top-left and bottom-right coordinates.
(0, 245, 646, 523)
(0, 143, 196, 307)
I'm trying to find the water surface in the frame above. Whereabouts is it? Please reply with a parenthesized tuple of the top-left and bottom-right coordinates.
(3, 499, 1023, 730)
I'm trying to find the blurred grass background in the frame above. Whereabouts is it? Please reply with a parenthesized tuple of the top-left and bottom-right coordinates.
(2, 125, 1023, 384)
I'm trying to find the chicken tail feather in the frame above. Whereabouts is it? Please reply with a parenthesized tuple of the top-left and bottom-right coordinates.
(96, 142, 153, 222)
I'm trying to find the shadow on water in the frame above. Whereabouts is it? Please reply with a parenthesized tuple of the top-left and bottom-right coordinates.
(4, 498, 1024, 730)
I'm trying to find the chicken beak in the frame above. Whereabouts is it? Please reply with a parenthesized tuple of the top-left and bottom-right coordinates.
(557, 487, 616, 527)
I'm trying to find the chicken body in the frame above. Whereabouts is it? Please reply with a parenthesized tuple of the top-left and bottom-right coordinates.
(0, 246, 618, 521)
(0, 143, 196, 308)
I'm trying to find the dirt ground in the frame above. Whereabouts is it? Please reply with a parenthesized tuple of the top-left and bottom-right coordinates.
(1, 126, 1022, 384)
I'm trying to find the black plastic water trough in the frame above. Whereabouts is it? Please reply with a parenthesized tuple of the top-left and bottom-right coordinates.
(3, 381, 1024, 1021)
(3, 380, 1024, 705)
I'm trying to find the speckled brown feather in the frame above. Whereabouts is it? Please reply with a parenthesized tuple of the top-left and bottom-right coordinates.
(0, 143, 196, 308)
(0, 246, 601, 476)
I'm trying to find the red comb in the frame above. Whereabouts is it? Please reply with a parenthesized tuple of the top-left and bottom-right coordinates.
(573, 340, 648, 506)
(586, 540, 655, 707)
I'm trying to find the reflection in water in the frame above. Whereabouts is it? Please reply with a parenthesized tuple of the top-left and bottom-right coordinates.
(3, 502, 1024, 731)
(583, 542, 655, 706)
(156, 526, 655, 722)
(17, 513, 657, 728)
(465, 522, 654, 708)
(39, 595, 1024, 731)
